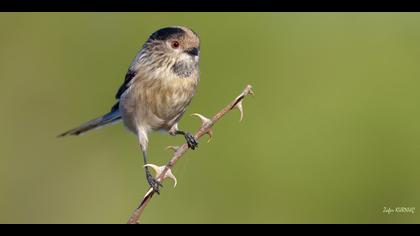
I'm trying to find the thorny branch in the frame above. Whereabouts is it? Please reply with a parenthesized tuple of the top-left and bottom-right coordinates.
(127, 85, 254, 224)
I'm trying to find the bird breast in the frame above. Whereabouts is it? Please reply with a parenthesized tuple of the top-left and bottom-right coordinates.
(120, 72, 198, 133)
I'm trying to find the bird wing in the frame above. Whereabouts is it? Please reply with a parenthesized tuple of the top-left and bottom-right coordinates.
(115, 68, 137, 100)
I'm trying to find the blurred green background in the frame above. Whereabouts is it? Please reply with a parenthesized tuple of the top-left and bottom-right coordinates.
(1, 13, 420, 224)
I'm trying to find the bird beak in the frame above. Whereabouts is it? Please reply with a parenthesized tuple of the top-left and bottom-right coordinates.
(185, 47, 199, 56)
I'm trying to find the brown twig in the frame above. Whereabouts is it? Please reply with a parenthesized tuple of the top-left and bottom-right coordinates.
(127, 85, 254, 224)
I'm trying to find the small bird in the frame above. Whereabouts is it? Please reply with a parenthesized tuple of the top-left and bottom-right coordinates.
(59, 26, 201, 193)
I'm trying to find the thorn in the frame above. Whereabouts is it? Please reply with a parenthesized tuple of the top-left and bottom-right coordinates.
(143, 187, 154, 199)
(235, 100, 244, 122)
(233, 85, 254, 122)
(206, 129, 213, 143)
(165, 146, 179, 153)
(191, 113, 213, 143)
(247, 88, 255, 96)
(144, 164, 177, 188)
(191, 113, 211, 125)
(244, 85, 255, 97)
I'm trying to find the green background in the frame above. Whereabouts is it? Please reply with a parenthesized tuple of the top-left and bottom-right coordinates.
(0, 13, 419, 224)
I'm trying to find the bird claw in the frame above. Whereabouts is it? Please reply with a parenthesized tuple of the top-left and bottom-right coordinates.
(144, 164, 177, 188)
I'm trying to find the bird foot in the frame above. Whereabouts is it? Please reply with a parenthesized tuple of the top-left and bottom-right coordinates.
(184, 132, 198, 150)
(146, 171, 163, 194)
(144, 164, 177, 189)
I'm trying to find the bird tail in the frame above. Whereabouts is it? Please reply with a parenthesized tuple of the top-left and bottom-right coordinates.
(58, 108, 121, 138)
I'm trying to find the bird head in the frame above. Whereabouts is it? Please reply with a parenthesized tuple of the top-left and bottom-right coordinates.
(137, 26, 200, 78)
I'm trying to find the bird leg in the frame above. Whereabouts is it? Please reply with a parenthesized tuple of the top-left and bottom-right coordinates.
(174, 130, 199, 150)
(141, 149, 163, 194)
(169, 124, 199, 150)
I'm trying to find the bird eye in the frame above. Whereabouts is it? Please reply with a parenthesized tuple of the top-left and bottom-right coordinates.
(171, 41, 180, 49)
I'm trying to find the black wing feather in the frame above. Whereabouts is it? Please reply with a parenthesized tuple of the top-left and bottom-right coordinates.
(115, 69, 136, 100)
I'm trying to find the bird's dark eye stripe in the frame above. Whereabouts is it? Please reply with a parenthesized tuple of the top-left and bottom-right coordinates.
(149, 27, 185, 41)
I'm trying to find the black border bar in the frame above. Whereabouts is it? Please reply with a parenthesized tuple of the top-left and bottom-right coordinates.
(1, 1, 419, 12)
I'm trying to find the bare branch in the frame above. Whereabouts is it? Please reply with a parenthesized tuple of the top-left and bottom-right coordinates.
(127, 85, 254, 224)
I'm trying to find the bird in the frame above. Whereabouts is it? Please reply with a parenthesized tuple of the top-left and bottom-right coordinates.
(58, 26, 201, 194)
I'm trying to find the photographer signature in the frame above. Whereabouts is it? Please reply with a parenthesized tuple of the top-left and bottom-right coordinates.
(383, 207, 416, 215)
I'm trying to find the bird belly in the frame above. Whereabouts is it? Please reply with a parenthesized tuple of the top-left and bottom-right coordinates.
(119, 76, 197, 134)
